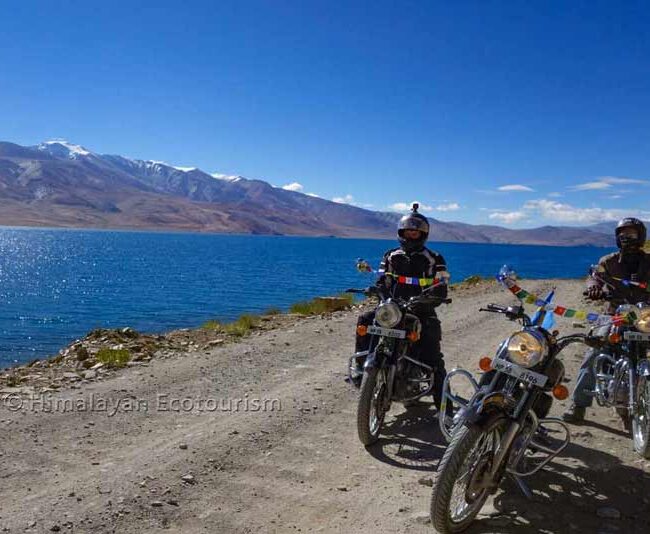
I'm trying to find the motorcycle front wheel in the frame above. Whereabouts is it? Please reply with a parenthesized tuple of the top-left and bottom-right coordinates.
(632, 376, 650, 459)
(430, 416, 507, 533)
(357, 367, 388, 446)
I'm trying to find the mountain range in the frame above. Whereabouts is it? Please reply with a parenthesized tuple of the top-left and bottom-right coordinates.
(0, 140, 614, 247)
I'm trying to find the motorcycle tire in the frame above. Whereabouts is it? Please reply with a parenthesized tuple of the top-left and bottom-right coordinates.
(357, 367, 388, 446)
(632, 376, 650, 459)
(431, 416, 508, 533)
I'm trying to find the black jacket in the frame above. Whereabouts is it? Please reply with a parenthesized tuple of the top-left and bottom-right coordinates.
(587, 250, 650, 312)
(376, 246, 449, 315)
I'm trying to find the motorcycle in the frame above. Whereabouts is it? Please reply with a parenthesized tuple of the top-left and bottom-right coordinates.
(345, 284, 451, 446)
(431, 268, 585, 533)
(585, 266, 650, 458)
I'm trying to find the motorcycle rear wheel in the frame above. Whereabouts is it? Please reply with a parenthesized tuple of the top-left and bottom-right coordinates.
(357, 367, 388, 446)
(632, 377, 650, 459)
(430, 416, 507, 533)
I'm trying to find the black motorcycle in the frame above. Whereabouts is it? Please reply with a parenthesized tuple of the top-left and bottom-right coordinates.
(585, 267, 650, 458)
(431, 291, 584, 533)
(345, 284, 451, 446)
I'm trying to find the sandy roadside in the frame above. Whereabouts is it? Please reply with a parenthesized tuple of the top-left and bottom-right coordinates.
(0, 278, 649, 534)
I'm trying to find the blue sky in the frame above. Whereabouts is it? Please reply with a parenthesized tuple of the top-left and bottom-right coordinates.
(2, 0, 650, 227)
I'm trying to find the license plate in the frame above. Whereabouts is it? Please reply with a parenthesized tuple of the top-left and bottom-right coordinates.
(624, 331, 650, 341)
(492, 359, 548, 387)
(367, 325, 406, 339)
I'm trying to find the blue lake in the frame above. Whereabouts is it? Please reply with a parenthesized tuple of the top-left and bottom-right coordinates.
(0, 227, 613, 367)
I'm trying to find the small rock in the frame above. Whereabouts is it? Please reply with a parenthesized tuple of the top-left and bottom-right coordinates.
(83, 370, 97, 380)
(62, 372, 80, 381)
(596, 507, 621, 520)
(150, 501, 165, 507)
(121, 327, 138, 338)
(411, 512, 431, 525)
(181, 474, 196, 484)
(179, 443, 188, 450)
(418, 476, 433, 487)
(166, 499, 179, 506)
(50, 526, 61, 533)
(75, 346, 90, 361)
(336, 486, 348, 492)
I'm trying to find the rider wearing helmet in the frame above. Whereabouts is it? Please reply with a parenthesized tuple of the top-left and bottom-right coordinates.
(563, 217, 650, 423)
(351, 204, 451, 414)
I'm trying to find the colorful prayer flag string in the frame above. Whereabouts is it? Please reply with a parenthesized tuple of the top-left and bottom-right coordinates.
(496, 274, 632, 324)
(356, 259, 448, 287)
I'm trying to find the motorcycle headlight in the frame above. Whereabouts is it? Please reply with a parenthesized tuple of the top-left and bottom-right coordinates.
(375, 301, 402, 328)
(506, 330, 549, 368)
(635, 307, 650, 333)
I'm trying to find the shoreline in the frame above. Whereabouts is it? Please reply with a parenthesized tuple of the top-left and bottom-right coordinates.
(0, 275, 589, 376)
(0, 275, 584, 390)
(0, 292, 363, 392)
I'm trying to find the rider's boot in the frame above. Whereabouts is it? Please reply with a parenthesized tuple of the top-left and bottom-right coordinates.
(561, 403, 586, 423)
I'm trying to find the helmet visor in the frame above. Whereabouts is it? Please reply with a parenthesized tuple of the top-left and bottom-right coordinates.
(618, 228, 639, 240)
(398, 216, 429, 233)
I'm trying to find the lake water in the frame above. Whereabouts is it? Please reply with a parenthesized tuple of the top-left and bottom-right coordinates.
(0, 227, 612, 367)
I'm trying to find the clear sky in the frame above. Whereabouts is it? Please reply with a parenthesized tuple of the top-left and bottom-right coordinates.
(2, 0, 650, 227)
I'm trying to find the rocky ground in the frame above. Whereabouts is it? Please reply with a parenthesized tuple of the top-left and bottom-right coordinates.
(0, 278, 649, 534)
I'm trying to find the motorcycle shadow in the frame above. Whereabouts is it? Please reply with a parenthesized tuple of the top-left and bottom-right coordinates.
(465, 439, 649, 533)
(365, 402, 448, 471)
(579, 418, 631, 439)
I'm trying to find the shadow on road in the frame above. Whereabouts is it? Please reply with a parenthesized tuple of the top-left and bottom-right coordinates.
(365, 402, 448, 471)
(463, 439, 650, 533)
(579, 418, 631, 439)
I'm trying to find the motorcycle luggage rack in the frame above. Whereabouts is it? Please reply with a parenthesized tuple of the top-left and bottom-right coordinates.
(439, 368, 480, 442)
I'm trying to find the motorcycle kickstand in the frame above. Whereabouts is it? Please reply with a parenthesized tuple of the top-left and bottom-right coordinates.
(510, 474, 533, 500)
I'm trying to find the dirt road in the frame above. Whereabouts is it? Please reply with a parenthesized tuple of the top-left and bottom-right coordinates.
(1, 279, 649, 533)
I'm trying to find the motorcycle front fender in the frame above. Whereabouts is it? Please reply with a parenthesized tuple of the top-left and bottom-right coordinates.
(363, 349, 387, 370)
(463, 392, 512, 428)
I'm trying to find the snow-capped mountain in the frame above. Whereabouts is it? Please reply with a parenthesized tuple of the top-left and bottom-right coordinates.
(37, 140, 94, 160)
(0, 139, 614, 246)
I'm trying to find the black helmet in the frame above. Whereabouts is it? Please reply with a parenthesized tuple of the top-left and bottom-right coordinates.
(398, 203, 430, 252)
(615, 217, 647, 251)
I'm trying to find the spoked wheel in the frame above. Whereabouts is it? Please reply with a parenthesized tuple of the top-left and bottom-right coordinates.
(431, 417, 507, 533)
(357, 367, 388, 446)
(632, 377, 650, 459)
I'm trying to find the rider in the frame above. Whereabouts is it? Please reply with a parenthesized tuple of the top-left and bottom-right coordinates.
(563, 217, 650, 423)
(352, 203, 452, 415)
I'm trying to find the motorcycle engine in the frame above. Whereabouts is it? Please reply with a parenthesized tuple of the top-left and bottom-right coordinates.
(607, 375, 629, 404)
